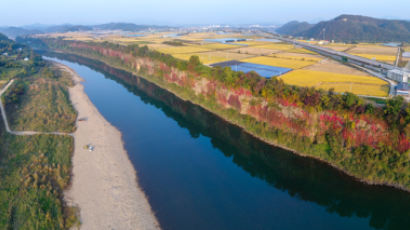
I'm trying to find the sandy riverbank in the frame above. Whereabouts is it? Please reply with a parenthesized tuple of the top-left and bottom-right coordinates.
(58, 63, 160, 230)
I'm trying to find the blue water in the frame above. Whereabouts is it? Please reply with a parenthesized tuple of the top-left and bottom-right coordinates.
(44, 54, 410, 230)
(213, 61, 292, 78)
(204, 38, 246, 44)
(383, 42, 400, 47)
(256, 38, 281, 43)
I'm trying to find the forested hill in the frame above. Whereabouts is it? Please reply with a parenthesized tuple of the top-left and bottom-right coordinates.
(275, 21, 313, 36)
(0, 33, 10, 41)
(0, 23, 169, 39)
(276, 15, 410, 42)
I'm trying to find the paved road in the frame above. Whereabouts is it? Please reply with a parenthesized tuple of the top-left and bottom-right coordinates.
(0, 79, 73, 136)
(395, 47, 401, 67)
(270, 34, 401, 75)
(262, 33, 402, 97)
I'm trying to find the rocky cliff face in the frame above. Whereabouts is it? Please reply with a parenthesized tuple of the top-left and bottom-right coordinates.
(66, 42, 403, 152)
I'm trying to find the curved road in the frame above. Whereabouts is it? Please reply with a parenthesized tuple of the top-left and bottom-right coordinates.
(0, 79, 73, 136)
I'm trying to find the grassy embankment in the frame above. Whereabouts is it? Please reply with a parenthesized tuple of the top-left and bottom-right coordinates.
(4, 66, 76, 133)
(0, 34, 79, 229)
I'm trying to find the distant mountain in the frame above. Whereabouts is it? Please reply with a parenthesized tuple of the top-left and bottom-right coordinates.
(0, 25, 92, 39)
(0, 23, 169, 39)
(93, 23, 156, 31)
(0, 27, 41, 39)
(43, 25, 93, 33)
(0, 32, 10, 41)
(275, 21, 313, 36)
(276, 15, 410, 42)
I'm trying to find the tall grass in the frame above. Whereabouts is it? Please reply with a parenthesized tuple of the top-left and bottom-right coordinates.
(4, 67, 77, 133)
(0, 64, 79, 229)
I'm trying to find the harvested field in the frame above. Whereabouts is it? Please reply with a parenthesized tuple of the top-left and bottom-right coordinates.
(234, 40, 270, 46)
(270, 52, 322, 62)
(227, 47, 278, 55)
(348, 45, 398, 55)
(304, 59, 370, 76)
(179, 32, 249, 41)
(104, 37, 152, 45)
(321, 44, 354, 52)
(253, 43, 295, 51)
(351, 53, 396, 64)
(147, 44, 210, 54)
(241, 56, 317, 69)
(173, 51, 251, 64)
(287, 48, 317, 54)
(279, 70, 389, 97)
(196, 42, 241, 50)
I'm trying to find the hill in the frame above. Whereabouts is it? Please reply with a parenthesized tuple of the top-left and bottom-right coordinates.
(0, 27, 41, 39)
(276, 15, 410, 42)
(0, 23, 169, 39)
(275, 21, 313, 35)
(93, 23, 157, 31)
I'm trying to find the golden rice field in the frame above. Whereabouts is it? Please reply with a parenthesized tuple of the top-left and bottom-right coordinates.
(234, 40, 267, 46)
(287, 47, 317, 54)
(270, 53, 322, 62)
(104, 37, 153, 45)
(148, 44, 210, 54)
(178, 32, 250, 41)
(253, 43, 295, 51)
(279, 70, 389, 97)
(242, 56, 317, 69)
(351, 53, 396, 64)
(228, 47, 276, 56)
(173, 51, 250, 65)
(197, 42, 241, 50)
(349, 45, 398, 55)
(321, 44, 354, 52)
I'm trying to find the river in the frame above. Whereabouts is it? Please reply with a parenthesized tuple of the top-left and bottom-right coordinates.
(45, 54, 410, 230)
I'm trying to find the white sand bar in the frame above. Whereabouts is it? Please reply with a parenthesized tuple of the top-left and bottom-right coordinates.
(59, 63, 160, 230)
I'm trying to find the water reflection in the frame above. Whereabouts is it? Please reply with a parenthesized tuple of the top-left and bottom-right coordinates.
(45, 52, 410, 230)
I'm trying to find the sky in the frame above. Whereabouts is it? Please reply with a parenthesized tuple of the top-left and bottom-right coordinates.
(1, 0, 409, 27)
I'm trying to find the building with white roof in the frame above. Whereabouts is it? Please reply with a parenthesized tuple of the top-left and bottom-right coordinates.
(387, 69, 409, 83)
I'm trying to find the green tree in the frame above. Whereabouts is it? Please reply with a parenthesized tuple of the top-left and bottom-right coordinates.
(384, 96, 404, 129)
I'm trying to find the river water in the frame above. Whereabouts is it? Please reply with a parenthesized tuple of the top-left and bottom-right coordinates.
(45, 55, 410, 230)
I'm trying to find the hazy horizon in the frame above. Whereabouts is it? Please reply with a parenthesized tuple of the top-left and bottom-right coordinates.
(1, 0, 409, 27)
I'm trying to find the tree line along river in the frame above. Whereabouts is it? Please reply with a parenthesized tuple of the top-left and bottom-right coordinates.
(45, 54, 410, 230)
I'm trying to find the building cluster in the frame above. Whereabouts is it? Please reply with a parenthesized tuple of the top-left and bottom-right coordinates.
(388, 69, 409, 82)
(387, 68, 410, 96)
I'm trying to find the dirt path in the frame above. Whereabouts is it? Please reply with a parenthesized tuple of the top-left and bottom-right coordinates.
(0, 79, 73, 136)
